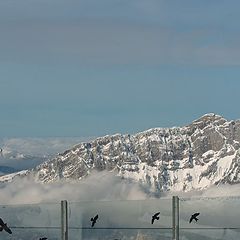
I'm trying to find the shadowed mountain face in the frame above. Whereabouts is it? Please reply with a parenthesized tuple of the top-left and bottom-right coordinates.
(11, 114, 240, 192)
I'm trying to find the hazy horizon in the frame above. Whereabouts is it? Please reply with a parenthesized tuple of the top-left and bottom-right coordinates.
(0, 112, 239, 138)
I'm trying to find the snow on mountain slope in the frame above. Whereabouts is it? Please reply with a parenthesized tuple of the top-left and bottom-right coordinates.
(0, 170, 28, 182)
(6, 113, 240, 193)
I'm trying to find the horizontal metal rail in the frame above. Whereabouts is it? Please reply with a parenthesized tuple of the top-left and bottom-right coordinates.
(180, 227, 240, 230)
(9, 226, 240, 230)
(10, 226, 61, 229)
(69, 227, 172, 230)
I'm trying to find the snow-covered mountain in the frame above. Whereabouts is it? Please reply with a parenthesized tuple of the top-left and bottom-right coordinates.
(7, 114, 240, 192)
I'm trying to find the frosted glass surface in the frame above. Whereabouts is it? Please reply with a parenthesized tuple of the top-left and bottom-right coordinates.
(0, 203, 61, 240)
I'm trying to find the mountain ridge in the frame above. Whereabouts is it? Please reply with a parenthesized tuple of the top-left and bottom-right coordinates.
(3, 113, 240, 193)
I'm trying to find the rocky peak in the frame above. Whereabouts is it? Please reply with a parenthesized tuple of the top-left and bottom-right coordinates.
(10, 114, 240, 193)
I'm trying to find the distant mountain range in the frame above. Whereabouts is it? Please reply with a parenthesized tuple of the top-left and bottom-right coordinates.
(0, 165, 17, 175)
(0, 137, 89, 174)
(0, 150, 48, 173)
(3, 113, 240, 193)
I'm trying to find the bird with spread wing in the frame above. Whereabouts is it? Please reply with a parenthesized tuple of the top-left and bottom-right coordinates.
(0, 218, 12, 234)
(189, 213, 200, 223)
(90, 214, 98, 227)
(151, 212, 160, 224)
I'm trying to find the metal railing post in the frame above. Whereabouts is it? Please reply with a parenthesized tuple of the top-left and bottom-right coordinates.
(61, 200, 68, 240)
(172, 196, 179, 240)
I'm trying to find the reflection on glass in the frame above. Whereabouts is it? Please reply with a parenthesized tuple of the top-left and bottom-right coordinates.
(0, 203, 61, 240)
(69, 199, 172, 240)
(179, 197, 240, 240)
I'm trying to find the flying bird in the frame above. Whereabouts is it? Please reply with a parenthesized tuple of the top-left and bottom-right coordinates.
(151, 212, 160, 224)
(0, 218, 12, 234)
(189, 213, 200, 223)
(90, 214, 98, 227)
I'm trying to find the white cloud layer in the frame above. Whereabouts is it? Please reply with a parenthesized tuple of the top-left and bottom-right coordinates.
(0, 137, 93, 170)
(0, 171, 147, 205)
(0, 137, 92, 156)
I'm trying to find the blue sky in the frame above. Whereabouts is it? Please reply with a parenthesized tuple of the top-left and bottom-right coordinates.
(1, 0, 240, 137)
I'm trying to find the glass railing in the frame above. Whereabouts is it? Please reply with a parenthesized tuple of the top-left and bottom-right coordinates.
(68, 199, 172, 240)
(0, 196, 240, 239)
(179, 196, 240, 240)
(0, 203, 61, 240)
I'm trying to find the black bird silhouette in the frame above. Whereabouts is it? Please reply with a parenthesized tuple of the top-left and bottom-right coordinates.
(39, 238, 48, 240)
(189, 213, 200, 223)
(151, 212, 160, 224)
(90, 214, 98, 227)
(0, 218, 12, 234)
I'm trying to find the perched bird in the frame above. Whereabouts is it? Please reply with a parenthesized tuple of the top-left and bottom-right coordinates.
(151, 212, 160, 224)
(0, 218, 12, 234)
(39, 238, 48, 240)
(90, 214, 98, 227)
(189, 213, 200, 223)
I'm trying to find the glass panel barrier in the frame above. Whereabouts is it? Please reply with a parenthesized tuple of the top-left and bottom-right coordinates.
(1, 196, 239, 239)
(0, 203, 61, 240)
(179, 197, 240, 240)
(69, 199, 172, 240)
